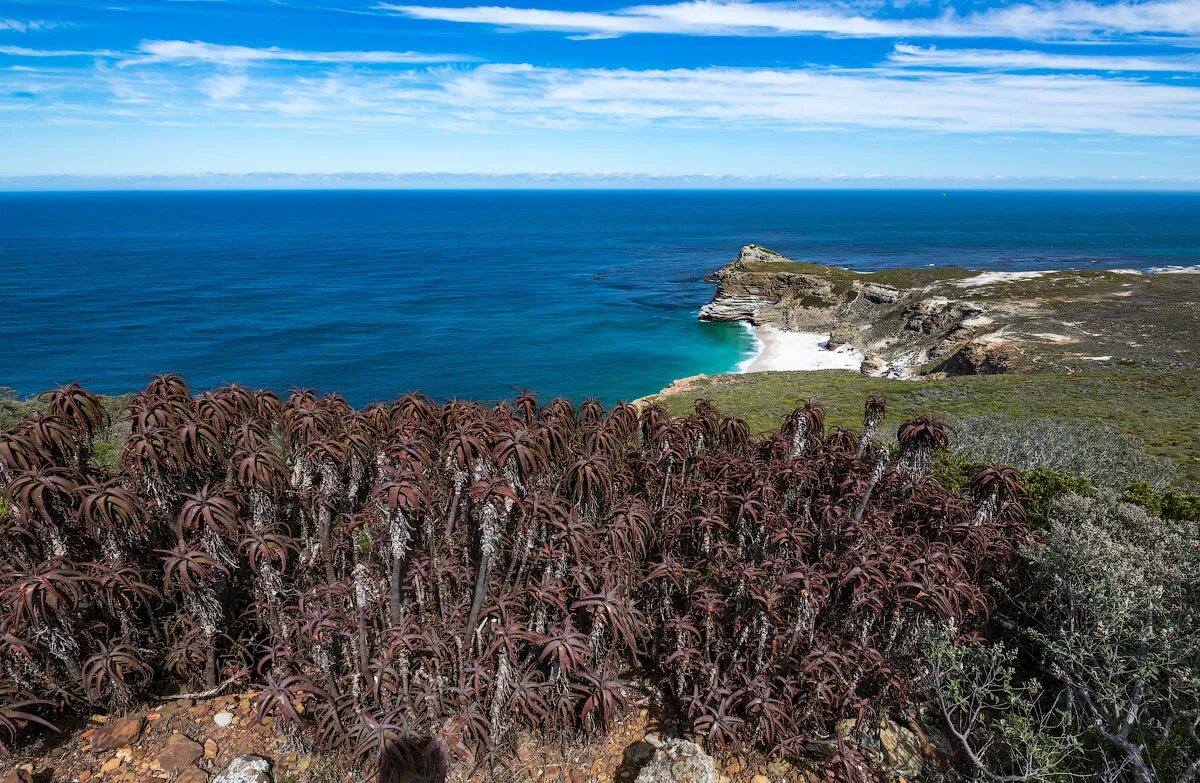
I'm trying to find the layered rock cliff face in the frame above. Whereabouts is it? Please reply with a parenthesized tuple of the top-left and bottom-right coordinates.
(700, 244, 1200, 377)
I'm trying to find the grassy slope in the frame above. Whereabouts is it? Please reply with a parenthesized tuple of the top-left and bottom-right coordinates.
(652, 369, 1200, 485)
(5, 369, 1196, 483)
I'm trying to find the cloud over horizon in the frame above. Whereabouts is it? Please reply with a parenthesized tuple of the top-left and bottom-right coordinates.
(16, 58, 1194, 137)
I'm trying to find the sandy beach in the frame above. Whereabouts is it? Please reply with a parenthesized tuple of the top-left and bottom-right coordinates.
(739, 324, 864, 373)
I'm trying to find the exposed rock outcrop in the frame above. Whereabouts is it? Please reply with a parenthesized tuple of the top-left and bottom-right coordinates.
(700, 245, 840, 329)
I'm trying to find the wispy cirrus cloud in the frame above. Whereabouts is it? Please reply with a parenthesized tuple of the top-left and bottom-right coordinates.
(889, 44, 1200, 72)
(378, 2, 951, 39)
(0, 39, 476, 66)
(22, 60, 1194, 137)
(380, 0, 1200, 42)
(0, 19, 55, 32)
(431, 64, 1200, 135)
(0, 45, 109, 57)
(120, 40, 478, 66)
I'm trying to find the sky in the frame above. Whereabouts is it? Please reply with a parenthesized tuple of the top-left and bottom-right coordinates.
(2, 0, 1200, 187)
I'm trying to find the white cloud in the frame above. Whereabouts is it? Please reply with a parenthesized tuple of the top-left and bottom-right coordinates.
(889, 44, 1200, 71)
(200, 73, 248, 100)
(380, 0, 1200, 42)
(379, 2, 945, 38)
(68, 60, 1200, 137)
(121, 40, 477, 67)
(970, 0, 1200, 41)
(0, 19, 53, 33)
(0, 46, 106, 57)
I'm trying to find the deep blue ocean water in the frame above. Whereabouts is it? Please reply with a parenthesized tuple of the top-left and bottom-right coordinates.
(2, 190, 1198, 405)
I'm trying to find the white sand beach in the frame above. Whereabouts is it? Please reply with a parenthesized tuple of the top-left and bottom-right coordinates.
(738, 324, 864, 373)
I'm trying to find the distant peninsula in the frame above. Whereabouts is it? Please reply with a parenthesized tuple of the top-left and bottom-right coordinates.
(699, 244, 1200, 378)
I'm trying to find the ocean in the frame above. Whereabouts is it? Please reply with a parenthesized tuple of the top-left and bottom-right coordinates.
(2, 190, 1198, 405)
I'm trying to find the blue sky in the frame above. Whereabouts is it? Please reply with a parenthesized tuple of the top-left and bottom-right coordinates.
(2, 0, 1200, 187)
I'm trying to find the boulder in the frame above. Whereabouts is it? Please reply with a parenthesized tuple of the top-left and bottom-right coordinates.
(879, 718, 923, 777)
(938, 340, 1016, 375)
(634, 738, 716, 783)
(213, 755, 272, 783)
(91, 715, 145, 752)
(858, 354, 887, 376)
(154, 734, 204, 773)
(860, 283, 901, 304)
(624, 739, 658, 768)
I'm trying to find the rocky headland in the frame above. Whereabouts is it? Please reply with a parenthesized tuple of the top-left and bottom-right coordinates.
(700, 244, 1200, 378)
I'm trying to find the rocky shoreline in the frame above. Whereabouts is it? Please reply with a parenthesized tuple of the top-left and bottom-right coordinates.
(698, 244, 1200, 379)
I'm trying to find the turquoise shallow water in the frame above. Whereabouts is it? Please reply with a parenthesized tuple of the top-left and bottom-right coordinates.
(1, 190, 1198, 405)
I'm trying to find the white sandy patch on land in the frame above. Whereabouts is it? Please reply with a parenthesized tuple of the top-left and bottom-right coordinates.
(739, 324, 863, 373)
(1031, 332, 1078, 343)
(954, 271, 1047, 287)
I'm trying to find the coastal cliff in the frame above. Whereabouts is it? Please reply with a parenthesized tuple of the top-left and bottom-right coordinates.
(700, 244, 1200, 378)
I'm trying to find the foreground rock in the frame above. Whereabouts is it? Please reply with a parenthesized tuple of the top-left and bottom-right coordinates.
(90, 715, 145, 752)
(212, 755, 271, 783)
(154, 734, 204, 773)
(634, 738, 717, 783)
(878, 718, 924, 777)
(700, 244, 1200, 377)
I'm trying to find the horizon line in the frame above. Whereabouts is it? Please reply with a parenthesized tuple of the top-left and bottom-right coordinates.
(4, 172, 1200, 193)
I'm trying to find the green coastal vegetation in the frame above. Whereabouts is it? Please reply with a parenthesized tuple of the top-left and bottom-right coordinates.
(653, 368, 1200, 487)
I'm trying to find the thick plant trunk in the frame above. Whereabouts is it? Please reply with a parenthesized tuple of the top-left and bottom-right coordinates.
(789, 421, 807, 458)
(205, 634, 218, 689)
(389, 556, 403, 624)
(466, 504, 502, 645)
(852, 453, 889, 522)
(857, 411, 882, 458)
(352, 562, 372, 681)
(443, 490, 462, 540)
(466, 550, 491, 645)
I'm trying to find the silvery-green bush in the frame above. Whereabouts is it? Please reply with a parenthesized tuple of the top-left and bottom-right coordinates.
(1024, 493, 1200, 783)
(927, 492, 1200, 782)
(950, 415, 1179, 491)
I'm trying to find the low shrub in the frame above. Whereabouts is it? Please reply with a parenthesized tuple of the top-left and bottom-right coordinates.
(926, 493, 1200, 782)
(1122, 480, 1200, 523)
(934, 451, 1095, 529)
(949, 414, 1179, 492)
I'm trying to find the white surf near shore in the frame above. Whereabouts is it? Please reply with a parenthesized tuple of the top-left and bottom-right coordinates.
(737, 323, 864, 373)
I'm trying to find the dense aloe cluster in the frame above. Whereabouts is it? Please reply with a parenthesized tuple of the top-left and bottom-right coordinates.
(0, 376, 1028, 775)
